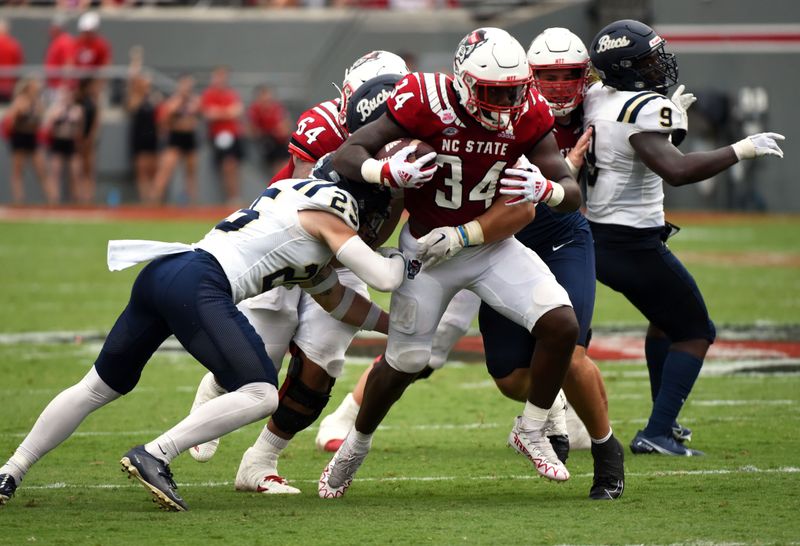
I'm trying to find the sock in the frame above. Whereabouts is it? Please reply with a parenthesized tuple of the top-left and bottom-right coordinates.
(337, 393, 360, 420)
(645, 336, 671, 402)
(520, 401, 549, 431)
(643, 351, 703, 438)
(146, 382, 277, 464)
(1, 367, 119, 482)
(348, 429, 373, 451)
(254, 426, 289, 454)
(591, 429, 613, 445)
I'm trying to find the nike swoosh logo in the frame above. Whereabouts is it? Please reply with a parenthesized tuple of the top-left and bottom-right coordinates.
(433, 233, 446, 246)
(552, 240, 573, 252)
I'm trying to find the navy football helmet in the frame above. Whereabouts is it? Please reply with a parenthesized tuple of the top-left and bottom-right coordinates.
(589, 19, 678, 93)
(312, 154, 391, 246)
(345, 73, 404, 133)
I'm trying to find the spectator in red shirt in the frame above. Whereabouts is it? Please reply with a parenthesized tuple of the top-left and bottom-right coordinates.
(0, 19, 24, 103)
(74, 12, 111, 74)
(247, 84, 290, 179)
(201, 66, 244, 205)
(44, 15, 76, 92)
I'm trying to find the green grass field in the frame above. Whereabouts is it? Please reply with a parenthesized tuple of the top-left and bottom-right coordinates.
(1, 213, 799, 545)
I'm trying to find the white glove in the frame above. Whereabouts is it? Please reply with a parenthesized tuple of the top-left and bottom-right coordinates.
(670, 84, 697, 115)
(499, 162, 563, 207)
(732, 132, 785, 160)
(363, 145, 438, 189)
(416, 226, 464, 269)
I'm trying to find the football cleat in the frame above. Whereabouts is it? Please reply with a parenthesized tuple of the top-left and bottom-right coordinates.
(630, 430, 704, 456)
(589, 435, 625, 500)
(120, 445, 188, 511)
(508, 416, 570, 482)
(0, 473, 17, 506)
(318, 432, 371, 499)
(544, 390, 570, 463)
(315, 392, 360, 453)
(672, 421, 693, 443)
(188, 372, 224, 462)
(234, 447, 300, 494)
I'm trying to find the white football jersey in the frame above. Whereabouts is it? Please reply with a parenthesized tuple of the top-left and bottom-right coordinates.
(582, 81, 687, 228)
(195, 178, 360, 303)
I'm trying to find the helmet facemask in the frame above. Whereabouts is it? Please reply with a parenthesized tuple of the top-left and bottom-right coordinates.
(532, 64, 588, 116)
(458, 71, 531, 131)
(625, 43, 678, 93)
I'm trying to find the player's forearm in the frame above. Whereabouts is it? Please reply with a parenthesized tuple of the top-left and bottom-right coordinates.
(332, 141, 373, 183)
(335, 235, 404, 292)
(312, 285, 388, 334)
(549, 176, 583, 212)
(661, 148, 739, 187)
(474, 196, 536, 243)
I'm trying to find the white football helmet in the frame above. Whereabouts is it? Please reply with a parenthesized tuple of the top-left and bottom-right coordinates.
(452, 27, 532, 131)
(338, 50, 410, 127)
(527, 27, 589, 117)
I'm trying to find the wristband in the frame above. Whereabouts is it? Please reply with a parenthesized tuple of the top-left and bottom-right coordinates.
(545, 182, 565, 207)
(460, 220, 484, 246)
(329, 288, 355, 320)
(731, 138, 754, 161)
(360, 158, 384, 184)
(360, 302, 383, 331)
(564, 157, 579, 179)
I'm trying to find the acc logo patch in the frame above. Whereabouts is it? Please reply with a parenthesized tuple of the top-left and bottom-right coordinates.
(406, 258, 422, 280)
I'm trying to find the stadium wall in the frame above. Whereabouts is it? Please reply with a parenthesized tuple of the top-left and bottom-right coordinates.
(1, 0, 798, 212)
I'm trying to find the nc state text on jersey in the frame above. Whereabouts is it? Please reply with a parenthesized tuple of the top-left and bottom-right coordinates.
(440, 139, 509, 155)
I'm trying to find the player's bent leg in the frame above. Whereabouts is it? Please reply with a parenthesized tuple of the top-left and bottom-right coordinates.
(238, 350, 333, 494)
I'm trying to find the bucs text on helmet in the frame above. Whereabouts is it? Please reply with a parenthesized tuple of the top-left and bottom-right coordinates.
(589, 19, 678, 93)
(314, 74, 397, 246)
(452, 27, 533, 131)
(527, 27, 590, 117)
(338, 51, 410, 127)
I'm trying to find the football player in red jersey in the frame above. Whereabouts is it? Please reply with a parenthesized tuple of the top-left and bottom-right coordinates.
(319, 27, 583, 498)
(270, 50, 411, 183)
(185, 68, 410, 496)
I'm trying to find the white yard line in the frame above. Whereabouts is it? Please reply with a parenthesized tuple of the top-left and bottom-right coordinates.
(19, 466, 800, 491)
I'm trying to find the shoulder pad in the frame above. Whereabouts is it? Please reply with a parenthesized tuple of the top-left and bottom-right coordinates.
(617, 92, 686, 133)
(291, 179, 360, 231)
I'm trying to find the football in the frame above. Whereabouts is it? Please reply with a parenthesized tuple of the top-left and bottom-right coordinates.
(374, 138, 437, 166)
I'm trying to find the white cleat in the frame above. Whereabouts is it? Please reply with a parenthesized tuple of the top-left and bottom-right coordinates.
(508, 416, 570, 482)
(315, 393, 359, 453)
(188, 372, 225, 462)
(318, 431, 371, 499)
(544, 390, 569, 437)
(234, 447, 300, 494)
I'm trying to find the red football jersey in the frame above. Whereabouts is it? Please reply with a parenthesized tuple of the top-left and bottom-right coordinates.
(287, 98, 347, 164)
(270, 98, 346, 184)
(386, 72, 555, 233)
(552, 107, 582, 157)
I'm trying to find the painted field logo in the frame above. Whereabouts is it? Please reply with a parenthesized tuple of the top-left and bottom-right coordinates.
(596, 34, 632, 53)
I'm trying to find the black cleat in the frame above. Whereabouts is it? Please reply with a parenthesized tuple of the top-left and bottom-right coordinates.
(630, 430, 704, 456)
(0, 474, 17, 506)
(548, 434, 570, 464)
(672, 421, 692, 443)
(120, 445, 188, 511)
(589, 435, 625, 500)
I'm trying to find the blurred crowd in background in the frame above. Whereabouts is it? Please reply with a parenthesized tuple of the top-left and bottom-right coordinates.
(1, 12, 295, 206)
(0, 0, 461, 9)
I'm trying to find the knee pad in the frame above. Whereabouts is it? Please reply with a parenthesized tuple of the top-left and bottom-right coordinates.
(386, 345, 432, 374)
(271, 353, 335, 435)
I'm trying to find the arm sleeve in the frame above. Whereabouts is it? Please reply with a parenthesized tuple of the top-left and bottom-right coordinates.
(335, 235, 404, 292)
